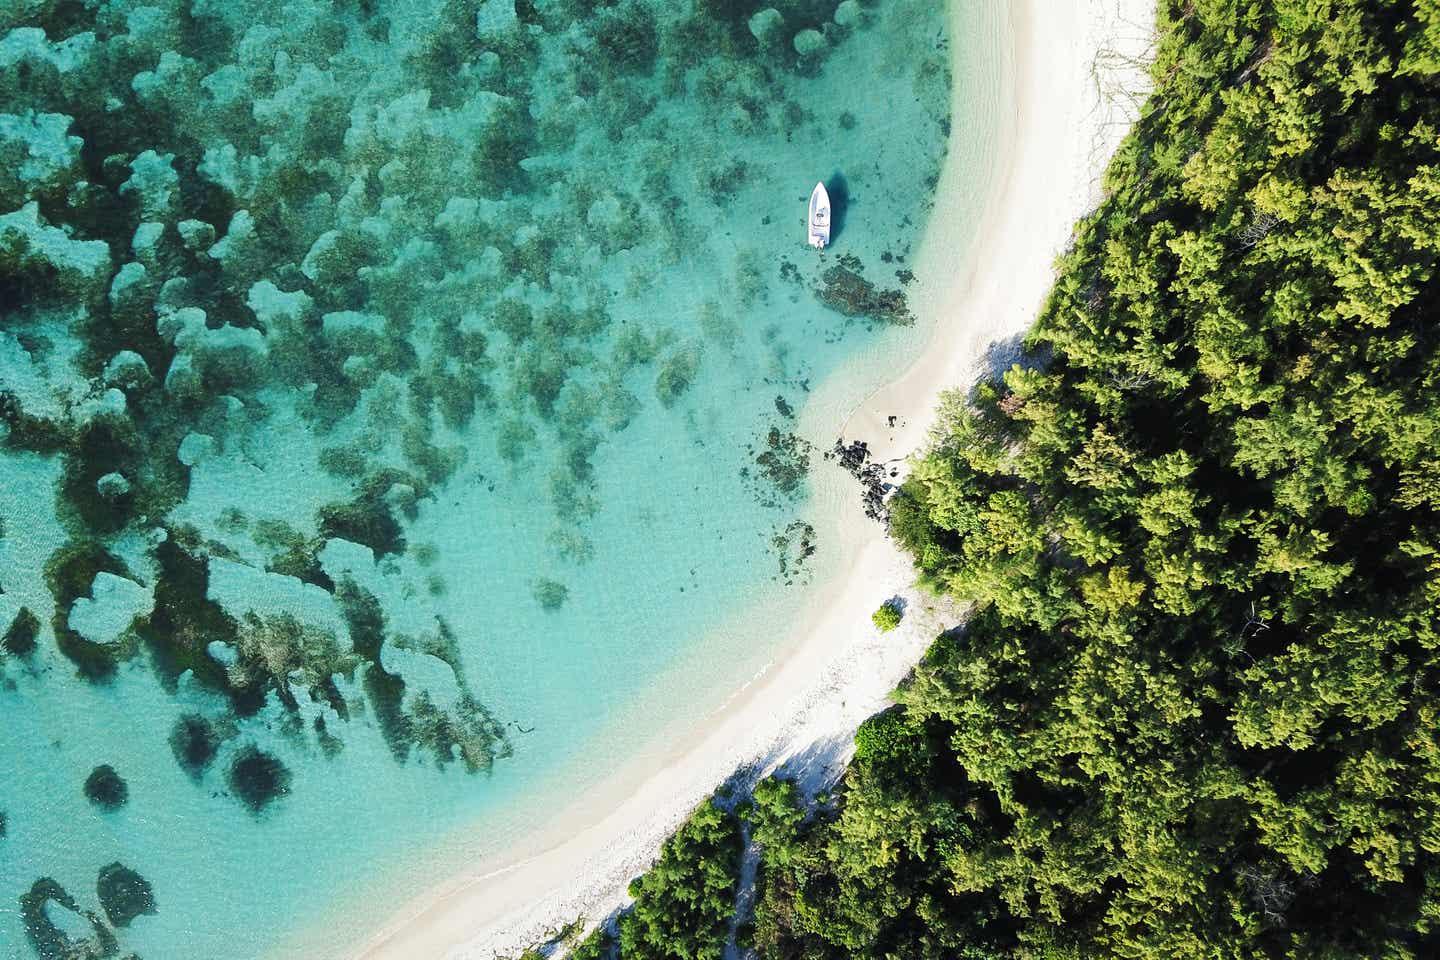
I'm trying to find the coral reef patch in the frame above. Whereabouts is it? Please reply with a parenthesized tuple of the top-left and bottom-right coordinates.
(18, 878, 117, 960)
(167, 713, 221, 781)
(225, 746, 292, 815)
(816, 254, 913, 325)
(95, 864, 155, 929)
(533, 578, 569, 612)
(82, 765, 127, 811)
(3, 606, 39, 656)
(746, 426, 814, 506)
(770, 519, 817, 586)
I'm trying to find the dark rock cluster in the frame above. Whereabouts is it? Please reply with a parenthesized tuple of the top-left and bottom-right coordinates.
(827, 438, 893, 522)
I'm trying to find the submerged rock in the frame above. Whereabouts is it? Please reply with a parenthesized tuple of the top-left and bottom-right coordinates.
(594, 0, 659, 74)
(744, 426, 814, 509)
(654, 344, 703, 408)
(793, 28, 828, 58)
(176, 432, 217, 467)
(118, 149, 178, 220)
(168, 714, 220, 781)
(101, 351, 150, 388)
(96, 862, 156, 928)
(226, 745, 292, 814)
(67, 571, 150, 645)
(84, 764, 128, 810)
(95, 472, 130, 501)
(176, 218, 216, 252)
(45, 542, 133, 678)
(131, 222, 165, 263)
(771, 519, 817, 586)
(317, 488, 407, 558)
(0, 110, 82, 203)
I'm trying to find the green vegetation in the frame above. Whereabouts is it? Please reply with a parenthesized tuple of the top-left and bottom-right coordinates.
(571, 798, 744, 960)
(751, 2, 1440, 957)
(870, 600, 901, 632)
(586, 3, 1440, 958)
(619, 798, 742, 959)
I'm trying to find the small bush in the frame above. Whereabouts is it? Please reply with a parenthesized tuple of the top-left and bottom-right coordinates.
(871, 600, 902, 632)
(853, 707, 920, 763)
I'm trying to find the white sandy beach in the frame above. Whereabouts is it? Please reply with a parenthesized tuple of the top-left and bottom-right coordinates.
(348, 1, 1156, 956)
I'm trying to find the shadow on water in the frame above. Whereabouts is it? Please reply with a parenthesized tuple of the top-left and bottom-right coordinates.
(826, 171, 849, 241)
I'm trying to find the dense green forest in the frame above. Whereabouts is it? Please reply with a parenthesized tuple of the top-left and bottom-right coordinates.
(560, 0, 1440, 958)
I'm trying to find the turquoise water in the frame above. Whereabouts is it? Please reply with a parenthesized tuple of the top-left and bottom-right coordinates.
(0, 0, 961, 956)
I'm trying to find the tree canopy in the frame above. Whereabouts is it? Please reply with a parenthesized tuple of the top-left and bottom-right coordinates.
(745, 1, 1440, 957)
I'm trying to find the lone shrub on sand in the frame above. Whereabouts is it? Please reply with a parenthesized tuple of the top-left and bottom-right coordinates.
(871, 600, 902, 633)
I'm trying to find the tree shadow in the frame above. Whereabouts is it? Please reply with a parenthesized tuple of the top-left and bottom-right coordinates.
(717, 732, 855, 809)
(969, 332, 1054, 399)
(978, 331, 1028, 380)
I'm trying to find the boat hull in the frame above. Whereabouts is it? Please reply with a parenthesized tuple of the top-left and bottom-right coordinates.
(809, 181, 831, 248)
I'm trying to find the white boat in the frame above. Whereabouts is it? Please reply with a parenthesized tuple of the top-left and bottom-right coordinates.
(808, 181, 831, 249)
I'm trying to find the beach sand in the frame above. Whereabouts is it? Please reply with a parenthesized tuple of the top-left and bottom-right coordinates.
(348, 1, 1156, 956)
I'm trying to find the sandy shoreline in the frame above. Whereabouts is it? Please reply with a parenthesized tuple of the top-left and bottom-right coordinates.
(345, 2, 1155, 957)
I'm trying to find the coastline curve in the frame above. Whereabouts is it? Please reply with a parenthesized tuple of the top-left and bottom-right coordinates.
(337, 1, 1156, 957)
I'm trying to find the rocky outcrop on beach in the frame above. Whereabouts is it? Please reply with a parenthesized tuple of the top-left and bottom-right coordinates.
(827, 438, 894, 522)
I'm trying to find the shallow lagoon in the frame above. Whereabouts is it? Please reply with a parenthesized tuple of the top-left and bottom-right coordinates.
(0, 0, 964, 955)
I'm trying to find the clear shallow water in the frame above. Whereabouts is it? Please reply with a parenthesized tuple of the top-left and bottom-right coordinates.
(0, 0, 961, 956)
